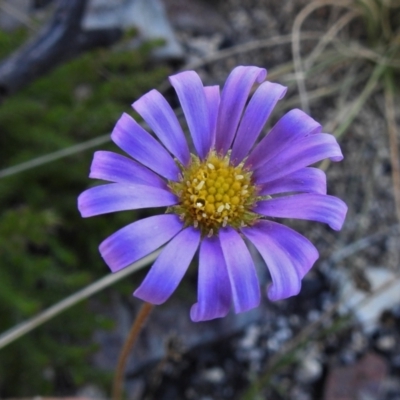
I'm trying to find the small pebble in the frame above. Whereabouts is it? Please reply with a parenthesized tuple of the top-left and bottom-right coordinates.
(391, 354, 400, 367)
(274, 327, 293, 343)
(351, 331, 368, 352)
(296, 349, 323, 383)
(376, 335, 396, 351)
(202, 367, 225, 384)
(267, 337, 280, 351)
(277, 316, 289, 328)
(289, 314, 301, 326)
(307, 310, 321, 322)
(239, 324, 260, 349)
(341, 349, 356, 364)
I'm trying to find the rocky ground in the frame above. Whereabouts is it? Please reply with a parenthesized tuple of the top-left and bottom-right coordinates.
(82, 0, 400, 399)
(2, 0, 399, 398)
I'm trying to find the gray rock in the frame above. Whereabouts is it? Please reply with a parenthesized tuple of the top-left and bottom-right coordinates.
(162, 0, 231, 35)
(339, 267, 400, 333)
(296, 347, 323, 383)
(201, 367, 225, 384)
(83, 0, 184, 59)
(376, 335, 396, 351)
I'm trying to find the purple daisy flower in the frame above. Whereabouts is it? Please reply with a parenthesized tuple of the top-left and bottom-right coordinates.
(78, 66, 347, 322)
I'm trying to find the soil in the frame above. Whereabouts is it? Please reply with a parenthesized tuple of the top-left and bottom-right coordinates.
(86, 0, 400, 399)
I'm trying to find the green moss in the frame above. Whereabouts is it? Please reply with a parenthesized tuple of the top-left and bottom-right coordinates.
(0, 28, 169, 396)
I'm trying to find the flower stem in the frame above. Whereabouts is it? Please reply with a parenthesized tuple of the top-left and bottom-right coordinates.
(112, 301, 154, 400)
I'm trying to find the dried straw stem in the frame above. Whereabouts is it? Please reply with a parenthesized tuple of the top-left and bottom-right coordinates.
(112, 302, 154, 400)
(292, 0, 355, 112)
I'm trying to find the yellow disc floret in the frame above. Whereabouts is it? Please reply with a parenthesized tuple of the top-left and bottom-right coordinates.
(169, 151, 260, 235)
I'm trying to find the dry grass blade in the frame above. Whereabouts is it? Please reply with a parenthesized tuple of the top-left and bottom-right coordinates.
(322, 61, 366, 133)
(185, 32, 322, 71)
(0, 134, 110, 178)
(304, 10, 360, 70)
(333, 60, 385, 139)
(357, 0, 380, 12)
(292, 0, 354, 113)
(333, 39, 400, 67)
(0, 249, 161, 350)
(0, 32, 325, 180)
(319, 61, 384, 171)
(0, 0, 38, 31)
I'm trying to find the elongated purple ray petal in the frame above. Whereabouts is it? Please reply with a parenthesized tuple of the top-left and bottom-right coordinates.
(215, 66, 267, 156)
(134, 227, 201, 304)
(78, 183, 178, 217)
(100, 214, 184, 272)
(169, 71, 212, 159)
(204, 85, 220, 148)
(89, 151, 168, 189)
(252, 133, 343, 184)
(242, 221, 319, 301)
(219, 227, 260, 313)
(258, 167, 326, 196)
(231, 81, 287, 165)
(132, 89, 190, 166)
(245, 109, 322, 171)
(191, 236, 232, 322)
(111, 113, 180, 181)
(253, 193, 348, 231)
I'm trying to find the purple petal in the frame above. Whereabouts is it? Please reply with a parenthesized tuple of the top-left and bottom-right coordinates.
(89, 151, 168, 189)
(78, 183, 178, 217)
(253, 194, 348, 231)
(219, 227, 260, 313)
(99, 214, 184, 272)
(215, 66, 267, 156)
(111, 113, 180, 181)
(231, 81, 287, 165)
(169, 71, 212, 159)
(132, 89, 190, 166)
(245, 109, 322, 171)
(258, 167, 326, 196)
(204, 85, 220, 148)
(190, 236, 232, 322)
(252, 133, 343, 184)
(242, 220, 319, 301)
(134, 227, 201, 304)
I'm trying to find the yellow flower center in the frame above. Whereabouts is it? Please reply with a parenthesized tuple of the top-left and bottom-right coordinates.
(169, 152, 259, 235)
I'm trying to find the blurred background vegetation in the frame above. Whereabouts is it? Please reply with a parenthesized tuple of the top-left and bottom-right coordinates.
(0, 26, 169, 395)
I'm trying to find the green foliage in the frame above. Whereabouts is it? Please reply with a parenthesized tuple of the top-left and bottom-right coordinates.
(356, 0, 400, 44)
(0, 28, 169, 396)
(355, 0, 400, 71)
(0, 27, 28, 58)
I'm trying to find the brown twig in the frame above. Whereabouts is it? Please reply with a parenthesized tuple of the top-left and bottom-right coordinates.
(112, 302, 155, 400)
(0, 0, 122, 99)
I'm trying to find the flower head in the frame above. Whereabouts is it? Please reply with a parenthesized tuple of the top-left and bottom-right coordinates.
(78, 66, 347, 322)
